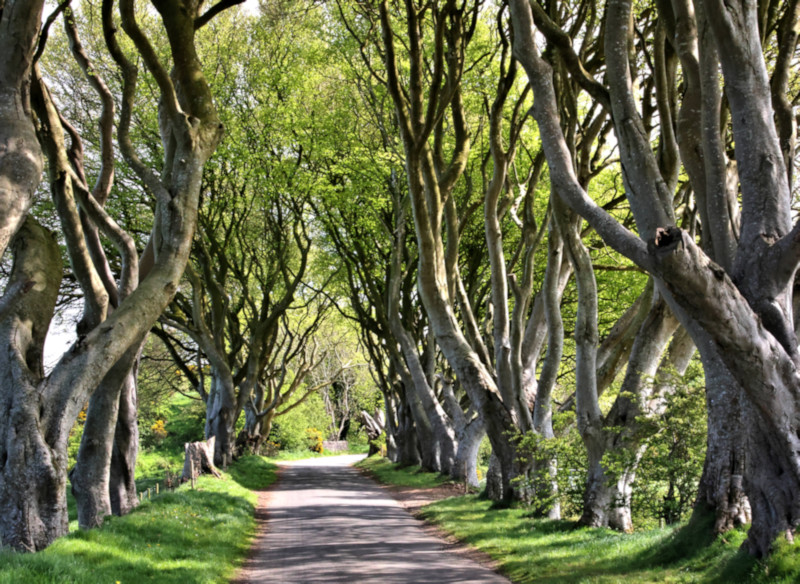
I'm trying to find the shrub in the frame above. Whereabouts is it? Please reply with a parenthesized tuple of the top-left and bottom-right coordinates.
(306, 427, 324, 453)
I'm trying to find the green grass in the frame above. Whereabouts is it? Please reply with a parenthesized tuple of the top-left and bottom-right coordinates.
(355, 455, 453, 488)
(363, 458, 796, 583)
(0, 455, 277, 584)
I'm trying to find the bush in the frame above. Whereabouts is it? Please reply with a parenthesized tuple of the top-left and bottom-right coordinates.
(306, 427, 324, 453)
(632, 363, 706, 526)
(267, 393, 329, 452)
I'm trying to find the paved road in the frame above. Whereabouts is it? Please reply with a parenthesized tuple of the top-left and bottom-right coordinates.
(236, 455, 510, 584)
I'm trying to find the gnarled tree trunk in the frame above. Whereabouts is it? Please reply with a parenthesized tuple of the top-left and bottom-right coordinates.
(0, 217, 63, 552)
(71, 346, 141, 528)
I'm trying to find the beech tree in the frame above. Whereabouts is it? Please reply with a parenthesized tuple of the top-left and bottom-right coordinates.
(510, 0, 800, 556)
(0, 0, 233, 551)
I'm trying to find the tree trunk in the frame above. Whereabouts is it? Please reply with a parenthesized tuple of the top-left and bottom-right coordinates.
(0, 380, 68, 552)
(205, 371, 236, 468)
(0, 218, 64, 551)
(452, 418, 484, 487)
(183, 437, 221, 481)
(692, 346, 750, 533)
(71, 343, 143, 528)
(0, 0, 224, 552)
(394, 385, 422, 467)
(383, 391, 400, 462)
(109, 356, 140, 516)
(0, 1, 45, 261)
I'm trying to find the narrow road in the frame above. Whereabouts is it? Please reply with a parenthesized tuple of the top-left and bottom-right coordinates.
(235, 455, 510, 584)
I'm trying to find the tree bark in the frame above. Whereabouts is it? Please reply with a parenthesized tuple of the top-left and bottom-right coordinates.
(693, 346, 750, 533)
(71, 346, 141, 529)
(580, 296, 679, 531)
(109, 356, 140, 516)
(183, 437, 221, 481)
(0, 0, 45, 261)
(510, 0, 800, 555)
(205, 371, 236, 468)
(0, 217, 63, 551)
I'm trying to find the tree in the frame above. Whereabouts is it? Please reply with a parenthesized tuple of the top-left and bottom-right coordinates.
(0, 0, 231, 551)
(510, 0, 800, 556)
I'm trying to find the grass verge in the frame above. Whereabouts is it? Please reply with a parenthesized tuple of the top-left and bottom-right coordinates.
(354, 455, 453, 488)
(363, 457, 796, 583)
(0, 455, 277, 584)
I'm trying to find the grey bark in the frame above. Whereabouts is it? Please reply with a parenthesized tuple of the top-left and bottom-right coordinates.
(0, 0, 45, 261)
(388, 196, 456, 475)
(0, 218, 63, 552)
(183, 437, 221, 481)
(580, 296, 679, 530)
(109, 357, 140, 516)
(71, 345, 141, 529)
(393, 381, 422, 467)
(377, 0, 523, 500)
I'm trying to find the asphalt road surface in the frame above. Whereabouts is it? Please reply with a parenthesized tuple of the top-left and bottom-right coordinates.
(235, 455, 510, 584)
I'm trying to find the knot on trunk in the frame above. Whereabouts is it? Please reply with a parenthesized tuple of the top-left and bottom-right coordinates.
(651, 226, 684, 254)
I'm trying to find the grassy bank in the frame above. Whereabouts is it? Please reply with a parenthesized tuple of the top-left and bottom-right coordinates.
(0, 455, 277, 584)
(355, 455, 453, 488)
(362, 457, 797, 583)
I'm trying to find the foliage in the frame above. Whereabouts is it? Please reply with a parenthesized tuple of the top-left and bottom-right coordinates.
(149, 421, 168, 445)
(305, 428, 324, 453)
(0, 457, 277, 583)
(369, 432, 387, 458)
(137, 338, 197, 451)
(136, 451, 183, 483)
(67, 406, 88, 469)
(159, 395, 207, 455)
(267, 393, 329, 452)
(632, 363, 707, 527)
(478, 436, 493, 468)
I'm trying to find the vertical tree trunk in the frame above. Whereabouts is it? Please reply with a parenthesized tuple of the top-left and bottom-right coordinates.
(692, 346, 750, 532)
(205, 371, 236, 467)
(72, 345, 142, 528)
(452, 419, 484, 487)
(0, 380, 69, 552)
(393, 382, 422, 467)
(383, 391, 400, 462)
(0, 218, 64, 551)
(109, 357, 140, 516)
(0, 1, 45, 261)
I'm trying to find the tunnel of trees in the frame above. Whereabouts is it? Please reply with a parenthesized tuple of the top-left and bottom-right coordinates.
(1, 0, 800, 560)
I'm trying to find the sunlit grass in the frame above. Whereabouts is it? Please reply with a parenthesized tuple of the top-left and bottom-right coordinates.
(0, 456, 277, 584)
(363, 457, 795, 583)
(355, 455, 452, 488)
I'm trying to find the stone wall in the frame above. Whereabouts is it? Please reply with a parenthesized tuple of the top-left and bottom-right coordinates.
(322, 440, 349, 452)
